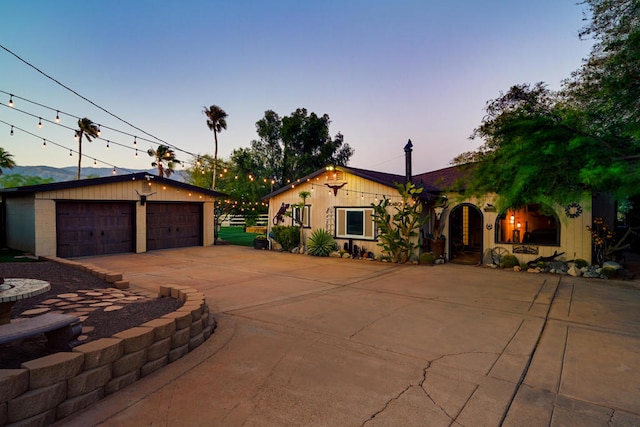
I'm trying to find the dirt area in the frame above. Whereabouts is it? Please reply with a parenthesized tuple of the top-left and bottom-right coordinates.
(0, 261, 182, 369)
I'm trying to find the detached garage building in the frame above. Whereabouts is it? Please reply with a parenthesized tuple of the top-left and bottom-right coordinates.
(1, 172, 224, 258)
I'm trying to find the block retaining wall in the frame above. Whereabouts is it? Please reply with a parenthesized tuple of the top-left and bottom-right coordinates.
(0, 258, 214, 426)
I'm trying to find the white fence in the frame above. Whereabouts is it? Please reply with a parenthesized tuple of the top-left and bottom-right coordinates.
(220, 214, 268, 227)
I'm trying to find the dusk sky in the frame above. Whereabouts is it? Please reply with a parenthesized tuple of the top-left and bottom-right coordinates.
(0, 1, 593, 176)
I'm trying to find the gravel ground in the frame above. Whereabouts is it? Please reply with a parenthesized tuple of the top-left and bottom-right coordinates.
(0, 261, 182, 368)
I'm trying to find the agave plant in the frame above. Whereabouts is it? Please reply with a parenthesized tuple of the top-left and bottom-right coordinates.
(306, 229, 336, 257)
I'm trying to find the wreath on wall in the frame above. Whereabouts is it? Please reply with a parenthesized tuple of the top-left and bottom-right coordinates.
(565, 202, 582, 219)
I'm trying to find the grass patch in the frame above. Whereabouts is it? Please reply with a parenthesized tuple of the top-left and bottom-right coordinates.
(0, 248, 41, 262)
(218, 227, 263, 247)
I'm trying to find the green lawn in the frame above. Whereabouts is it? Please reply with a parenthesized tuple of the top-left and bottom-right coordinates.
(218, 227, 263, 247)
(0, 248, 41, 262)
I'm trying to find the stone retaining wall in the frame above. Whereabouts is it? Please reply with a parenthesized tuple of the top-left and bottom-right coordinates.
(0, 260, 213, 426)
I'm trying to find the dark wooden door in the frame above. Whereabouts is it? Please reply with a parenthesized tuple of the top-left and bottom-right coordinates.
(56, 202, 135, 258)
(146, 203, 203, 250)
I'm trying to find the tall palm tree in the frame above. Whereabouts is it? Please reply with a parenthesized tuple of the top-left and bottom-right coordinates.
(75, 118, 100, 180)
(203, 105, 228, 190)
(0, 147, 16, 176)
(147, 145, 181, 177)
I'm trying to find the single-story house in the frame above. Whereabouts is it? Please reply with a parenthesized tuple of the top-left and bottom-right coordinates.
(264, 143, 614, 265)
(0, 172, 224, 258)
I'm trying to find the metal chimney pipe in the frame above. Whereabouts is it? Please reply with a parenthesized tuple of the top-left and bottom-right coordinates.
(404, 139, 413, 183)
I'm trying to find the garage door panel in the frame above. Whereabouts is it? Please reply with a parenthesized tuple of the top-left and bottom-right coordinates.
(146, 203, 202, 250)
(56, 202, 135, 258)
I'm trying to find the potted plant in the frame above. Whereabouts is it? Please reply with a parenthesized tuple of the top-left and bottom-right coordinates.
(253, 234, 268, 250)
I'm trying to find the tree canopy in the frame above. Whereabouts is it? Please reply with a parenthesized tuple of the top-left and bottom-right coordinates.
(248, 108, 353, 187)
(454, 0, 640, 208)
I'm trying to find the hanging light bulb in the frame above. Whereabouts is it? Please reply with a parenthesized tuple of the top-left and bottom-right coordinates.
(10, 126, 13, 136)
(94, 159, 97, 166)
(38, 118, 42, 128)
(112, 167, 116, 175)
(133, 136, 137, 146)
(135, 149, 138, 157)
(69, 150, 73, 157)
(42, 139, 46, 148)
(8, 95, 13, 107)
(55, 111, 60, 123)
(106, 140, 110, 150)
(74, 131, 79, 140)
(361, 193, 364, 200)
(97, 125, 101, 136)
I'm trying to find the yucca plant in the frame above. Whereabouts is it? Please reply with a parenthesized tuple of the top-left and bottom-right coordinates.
(307, 229, 336, 257)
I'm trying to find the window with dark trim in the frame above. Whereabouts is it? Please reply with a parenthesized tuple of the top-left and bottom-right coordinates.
(335, 207, 375, 239)
(292, 205, 310, 228)
(496, 204, 560, 245)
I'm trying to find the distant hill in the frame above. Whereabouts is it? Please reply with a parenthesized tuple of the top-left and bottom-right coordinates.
(4, 166, 187, 183)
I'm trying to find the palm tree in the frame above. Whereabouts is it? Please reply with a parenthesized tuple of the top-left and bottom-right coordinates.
(74, 118, 100, 180)
(147, 145, 181, 177)
(203, 105, 228, 190)
(0, 147, 16, 176)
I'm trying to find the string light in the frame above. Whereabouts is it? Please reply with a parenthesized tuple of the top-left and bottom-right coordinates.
(9, 125, 13, 136)
(133, 136, 137, 146)
(42, 139, 46, 148)
(94, 159, 97, 166)
(106, 140, 110, 150)
(135, 149, 138, 157)
(8, 94, 13, 107)
(69, 150, 72, 157)
(97, 125, 101, 136)
(112, 167, 116, 175)
(38, 118, 42, 128)
(55, 111, 60, 123)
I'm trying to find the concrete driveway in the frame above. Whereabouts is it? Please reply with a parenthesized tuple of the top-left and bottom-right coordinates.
(59, 246, 640, 426)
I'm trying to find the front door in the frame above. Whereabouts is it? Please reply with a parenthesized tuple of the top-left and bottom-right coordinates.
(448, 204, 483, 264)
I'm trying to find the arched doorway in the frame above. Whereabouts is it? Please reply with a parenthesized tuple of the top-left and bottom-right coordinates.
(448, 204, 483, 264)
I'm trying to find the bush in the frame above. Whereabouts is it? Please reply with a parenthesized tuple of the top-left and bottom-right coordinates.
(500, 254, 519, 269)
(574, 258, 589, 269)
(307, 229, 336, 257)
(272, 225, 300, 251)
(419, 252, 436, 265)
(601, 267, 617, 279)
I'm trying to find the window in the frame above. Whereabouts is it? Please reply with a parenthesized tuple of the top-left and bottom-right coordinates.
(335, 207, 375, 239)
(292, 205, 310, 228)
(496, 204, 559, 245)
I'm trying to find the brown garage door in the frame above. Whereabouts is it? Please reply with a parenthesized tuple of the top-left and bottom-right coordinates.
(56, 202, 135, 258)
(146, 203, 203, 250)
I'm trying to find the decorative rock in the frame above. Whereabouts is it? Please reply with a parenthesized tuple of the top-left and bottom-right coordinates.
(513, 265, 521, 272)
(567, 265, 582, 277)
(57, 293, 79, 298)
(527, 268, 540, 273)
(21, 352, 84, 389)
(435, 258, 445, 265)
(104, 305, 124, 312)
(21, 307, 51, 316)
(329, 251, 341, 258)
(603, 261, 622, 270)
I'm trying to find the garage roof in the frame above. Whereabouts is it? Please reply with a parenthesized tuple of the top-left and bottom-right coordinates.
(0, 172, 226, 197)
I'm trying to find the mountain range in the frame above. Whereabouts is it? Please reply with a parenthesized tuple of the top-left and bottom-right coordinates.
(4, 166, 187, 183)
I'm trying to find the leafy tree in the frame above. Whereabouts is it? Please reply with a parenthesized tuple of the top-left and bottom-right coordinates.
(203, 105, 228, 190)
(147, 145, 181, 177)
(74, 118, 99, 180)
(453, 1, 640, 208)
(0, 174, 54, 188)
(247, 108, 353, 188)
(0, 147, 16, 176)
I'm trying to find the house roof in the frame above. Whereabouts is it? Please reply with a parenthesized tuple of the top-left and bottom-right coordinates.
(0, 172, 226, 198)
(262, 164, 468, 201)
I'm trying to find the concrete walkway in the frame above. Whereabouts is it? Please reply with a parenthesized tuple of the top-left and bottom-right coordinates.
(57, 246, 640, 426)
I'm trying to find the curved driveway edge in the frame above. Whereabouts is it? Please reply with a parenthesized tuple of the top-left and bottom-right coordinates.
(57, 246, 640, 426)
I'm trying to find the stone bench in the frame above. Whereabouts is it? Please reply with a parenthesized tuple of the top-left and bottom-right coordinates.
(0, 313, 82, 352)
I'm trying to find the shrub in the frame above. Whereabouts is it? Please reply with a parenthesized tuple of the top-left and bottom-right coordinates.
(500, 254, 519, 269)
(272, 225, 300, 251)
(601, 267, 617, 279)
(574, 258, 589, 269)
(419, 252, 436, 265)
(307, 229, 336, 257)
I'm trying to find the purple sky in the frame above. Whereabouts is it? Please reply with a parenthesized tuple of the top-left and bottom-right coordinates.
(0, 0, 593, 176)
